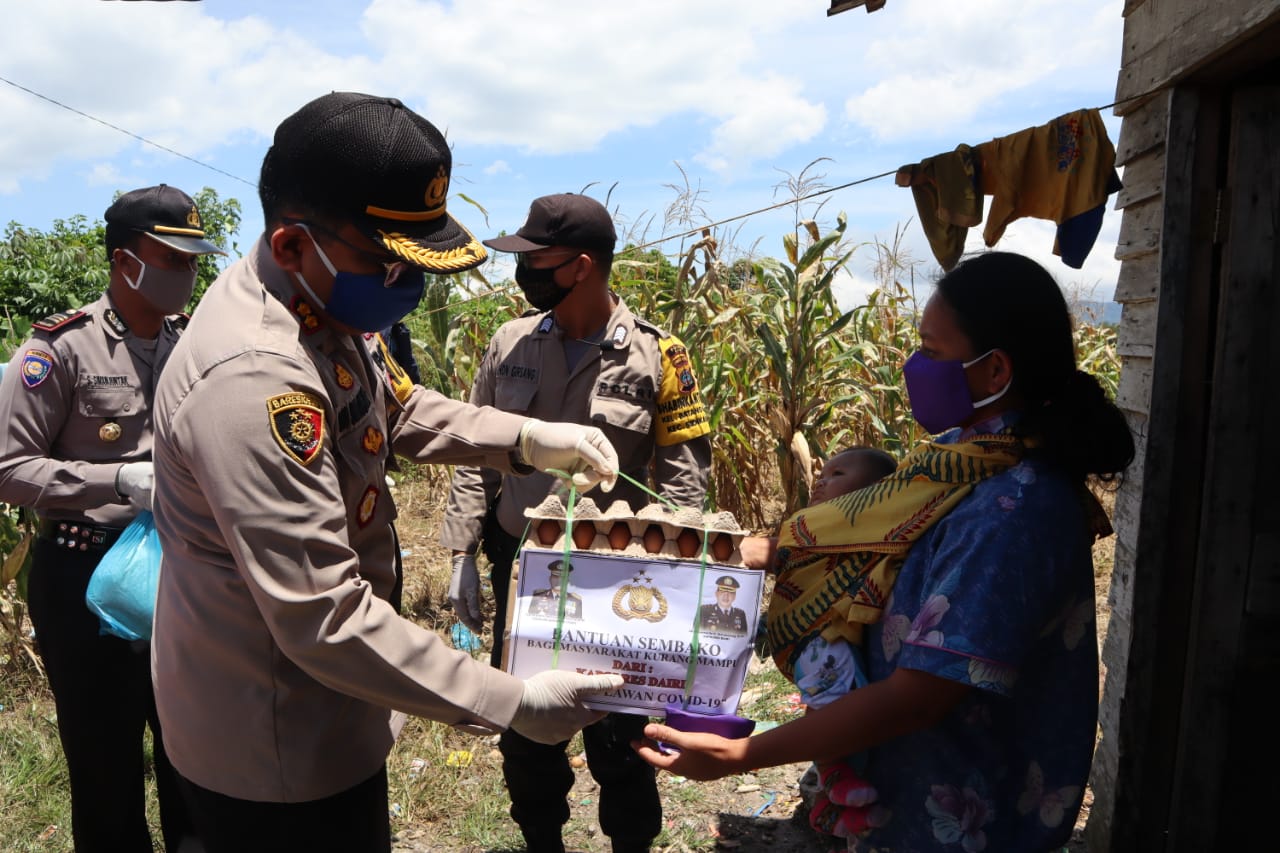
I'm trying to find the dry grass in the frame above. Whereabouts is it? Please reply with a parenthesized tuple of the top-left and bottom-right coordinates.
(0, 466, 1119, 852)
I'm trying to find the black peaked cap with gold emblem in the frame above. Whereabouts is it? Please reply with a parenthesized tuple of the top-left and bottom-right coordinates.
(260, 92, 487, 274)
(105, 184, 225, 255)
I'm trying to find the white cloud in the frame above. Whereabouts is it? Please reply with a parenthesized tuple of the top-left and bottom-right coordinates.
(85, 163, 128, 188)
(960, 217, 1121, 302)
(364, 0, 826, 167)
(0, 0, 381, 196)
(843, 0, 1124, 141)
(0, 0, 1129, 282)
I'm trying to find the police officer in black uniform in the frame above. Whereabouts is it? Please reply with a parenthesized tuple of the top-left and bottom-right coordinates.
(0, 185, 223, 853)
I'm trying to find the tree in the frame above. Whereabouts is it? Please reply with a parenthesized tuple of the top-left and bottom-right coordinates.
(0, 186, 242, 333)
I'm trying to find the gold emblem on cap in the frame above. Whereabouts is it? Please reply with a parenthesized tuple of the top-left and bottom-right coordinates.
(99, 422, 122, 442)
(425, 166, 449, 210)
(186, 206, 201, 228)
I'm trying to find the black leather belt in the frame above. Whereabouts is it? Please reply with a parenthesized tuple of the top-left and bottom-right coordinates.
(38, 519, 126, 553)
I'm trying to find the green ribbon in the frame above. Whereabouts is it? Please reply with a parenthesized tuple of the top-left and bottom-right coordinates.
(540, 472, 713, 710)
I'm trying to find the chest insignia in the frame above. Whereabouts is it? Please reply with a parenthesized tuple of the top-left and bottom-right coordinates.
(99, 422, 123, 443)
(362, 426, 384, 455)
(611, 324, 627, 347)
(103, 309, 130, 336)
(337, 389, 372, 433)
(357, 485, 379, 527)
(20, 350, 54, 388)
(496, 362, 539, 382)
(266, 392, 325, 466)
(290, 296, 323, 335)
(335, 363, 355, 390)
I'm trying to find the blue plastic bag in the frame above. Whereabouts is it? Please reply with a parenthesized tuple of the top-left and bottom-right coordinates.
(85, 510, 161, 641)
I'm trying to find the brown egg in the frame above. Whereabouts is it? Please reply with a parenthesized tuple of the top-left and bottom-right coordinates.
(536, 519, 561, 546)
(676, 528, 702, 559)
(642, 524, 666, 553)
(607, 522, 632, 551)
(711, 533, 735, 562)
(572, 521, 596, 550)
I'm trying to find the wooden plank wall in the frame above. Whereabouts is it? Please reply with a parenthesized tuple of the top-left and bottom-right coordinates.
(1087, 88, 1164, 846)
(1091, 1, 1280, 848)
(1117, 0, 1280, 103)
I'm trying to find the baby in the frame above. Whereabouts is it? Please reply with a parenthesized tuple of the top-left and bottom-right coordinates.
(792, 447, 896, 839)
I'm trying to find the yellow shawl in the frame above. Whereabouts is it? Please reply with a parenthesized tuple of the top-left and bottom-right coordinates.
(767, 435, 1025, 680)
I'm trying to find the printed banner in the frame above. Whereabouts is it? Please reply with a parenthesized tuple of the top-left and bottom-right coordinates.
(504, 547, 765, 716)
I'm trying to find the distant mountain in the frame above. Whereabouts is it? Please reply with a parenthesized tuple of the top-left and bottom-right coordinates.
(1075, 300, 1122, 325)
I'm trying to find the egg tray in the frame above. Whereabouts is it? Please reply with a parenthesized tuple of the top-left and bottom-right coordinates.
(522, 496, 745, 565)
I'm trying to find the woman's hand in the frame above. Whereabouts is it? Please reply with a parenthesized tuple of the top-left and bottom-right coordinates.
(738, 535, 778, 571)
(632, 723, 752, 781)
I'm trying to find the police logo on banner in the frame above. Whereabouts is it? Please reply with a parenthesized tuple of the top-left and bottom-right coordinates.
(20, 350, 54, 388)
(266, 392, 325, 465)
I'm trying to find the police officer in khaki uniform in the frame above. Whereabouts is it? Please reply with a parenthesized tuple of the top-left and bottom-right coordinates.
(699, 575, 749, 636)
(149, 93, 626, 853)
(440, 193, 713, 853)
(0, 184, 224, 853)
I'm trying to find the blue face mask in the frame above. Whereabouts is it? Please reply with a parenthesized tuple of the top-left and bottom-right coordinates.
(292, 224, 425, 333)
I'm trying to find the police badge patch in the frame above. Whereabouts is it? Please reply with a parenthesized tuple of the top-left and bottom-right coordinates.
(20, 350, 54, 388)
(267, 392, 325, 465)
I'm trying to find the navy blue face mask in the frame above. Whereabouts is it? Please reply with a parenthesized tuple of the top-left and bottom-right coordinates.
(292, 224, 425, 333)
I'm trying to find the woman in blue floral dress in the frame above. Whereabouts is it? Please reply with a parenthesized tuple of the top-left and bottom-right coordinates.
(636, 252, 1134, 852)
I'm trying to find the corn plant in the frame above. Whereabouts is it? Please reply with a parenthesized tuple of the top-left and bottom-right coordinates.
(1075, 320, 1121, 400)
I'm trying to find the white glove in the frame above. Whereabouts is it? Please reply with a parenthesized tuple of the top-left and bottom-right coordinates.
(518, 419, 619, 493)
(509, 670, 625, 745)
(115, 461, 154, 510)
(448, 554, 484, 632)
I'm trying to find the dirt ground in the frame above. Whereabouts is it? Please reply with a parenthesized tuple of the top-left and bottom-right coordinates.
(389, 477, 1097, 852)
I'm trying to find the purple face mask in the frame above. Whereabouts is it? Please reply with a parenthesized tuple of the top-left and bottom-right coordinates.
(902, 349, 1010, 434)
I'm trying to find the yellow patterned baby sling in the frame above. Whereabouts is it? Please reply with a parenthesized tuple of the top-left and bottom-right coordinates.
(767, 435, 1024, 681)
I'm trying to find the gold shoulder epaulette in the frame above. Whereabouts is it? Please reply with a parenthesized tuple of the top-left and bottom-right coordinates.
(32, 310, 88, 334)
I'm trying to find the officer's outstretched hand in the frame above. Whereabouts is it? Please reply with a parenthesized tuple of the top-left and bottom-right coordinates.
(115, 461, 154, 510)
(518, 419, 619, 493)
(448, 554, 484, 632)
(510, 670, 625, 745)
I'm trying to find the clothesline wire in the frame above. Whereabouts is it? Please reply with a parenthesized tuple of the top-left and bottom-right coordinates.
(0, 75, 259, 189)
(426, 85, 1168, 317)
(3, 73, 1168, 318)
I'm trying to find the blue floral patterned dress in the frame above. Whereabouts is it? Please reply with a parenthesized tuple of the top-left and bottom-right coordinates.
(850, 422, 1098, 853)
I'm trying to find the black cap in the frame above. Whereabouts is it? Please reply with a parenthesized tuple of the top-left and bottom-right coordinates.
(260, 92, 486, 273)
(484, 193, 617, 254)
(714, 576, 740, 591)
(104, 185, 225, 255)
(547, 559, 574, 575)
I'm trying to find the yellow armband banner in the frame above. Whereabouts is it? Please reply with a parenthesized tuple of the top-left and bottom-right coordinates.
(374, 333, 414, 404)
(655, 336, 710, 446)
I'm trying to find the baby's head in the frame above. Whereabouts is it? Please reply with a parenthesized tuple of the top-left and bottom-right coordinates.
(809, 447, 897, 505)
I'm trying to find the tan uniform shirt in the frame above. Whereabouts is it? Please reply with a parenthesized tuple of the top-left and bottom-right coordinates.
(0, 293, 182, 526)
(439, 298, 712, 553)
(151, 238, 530, 803)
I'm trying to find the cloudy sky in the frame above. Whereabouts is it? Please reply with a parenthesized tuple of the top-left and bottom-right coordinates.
(0, 0, 1128, 307)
